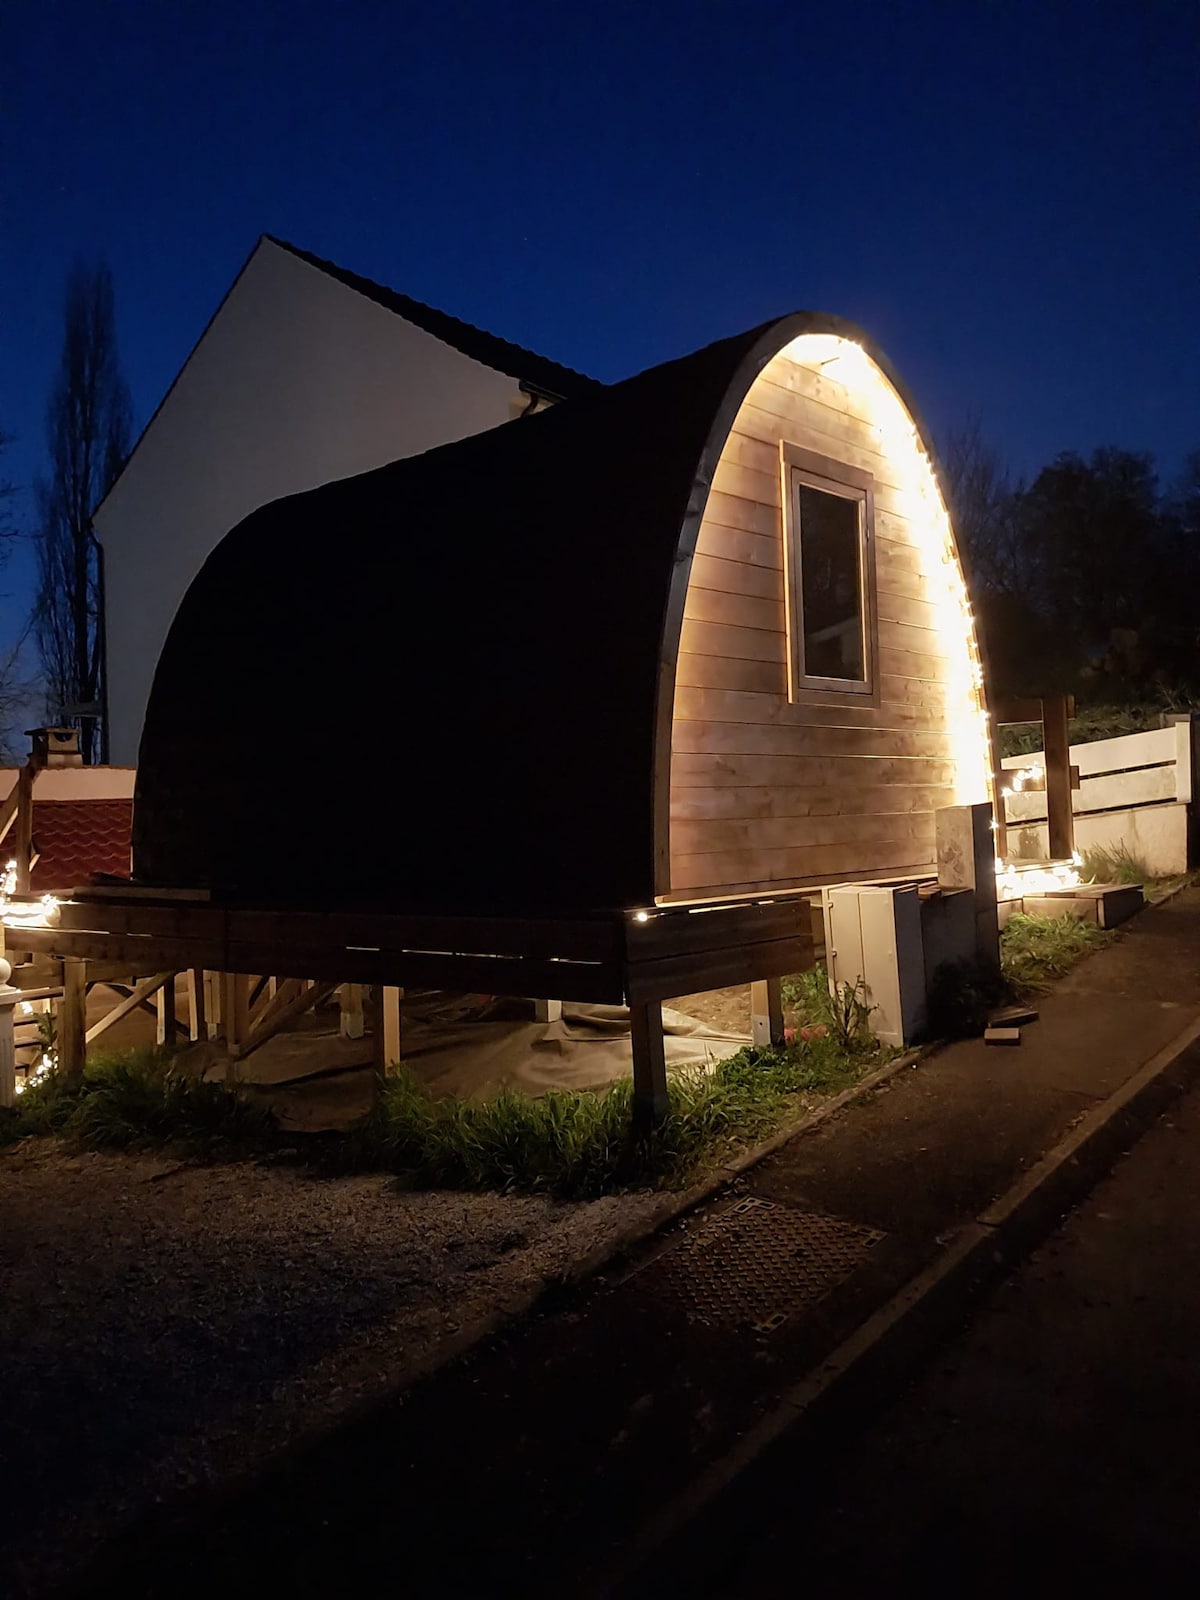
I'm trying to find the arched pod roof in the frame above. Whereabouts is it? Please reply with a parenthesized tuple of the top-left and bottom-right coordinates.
(133, 311, 924, 915)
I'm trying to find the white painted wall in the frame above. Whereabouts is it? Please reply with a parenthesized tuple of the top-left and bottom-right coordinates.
(94, 239, 523, 765)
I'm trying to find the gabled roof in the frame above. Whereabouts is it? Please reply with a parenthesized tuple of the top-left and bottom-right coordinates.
(30, 799, 133, 892)
(95, 234, 602, 526)
(266, 236, 601, 402)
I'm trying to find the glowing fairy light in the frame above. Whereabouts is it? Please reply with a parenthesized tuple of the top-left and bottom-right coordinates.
(1, 893, 60, 928)
(784, 333, 992, 809)
(994, 856, 1084, 902)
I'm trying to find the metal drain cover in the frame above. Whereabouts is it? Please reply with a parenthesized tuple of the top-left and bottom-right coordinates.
(628, 1197, 883, 1332)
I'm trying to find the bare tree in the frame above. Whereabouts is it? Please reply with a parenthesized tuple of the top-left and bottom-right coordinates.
(941, 416, 1020, 595)
(34, 259, 132, 762)
(0, 430, 40, 760)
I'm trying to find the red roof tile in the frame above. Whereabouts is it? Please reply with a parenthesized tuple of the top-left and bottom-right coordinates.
(26, 800, 133, 892)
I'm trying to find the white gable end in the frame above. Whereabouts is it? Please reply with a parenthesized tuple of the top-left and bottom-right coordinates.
(95, 238, 521, 766)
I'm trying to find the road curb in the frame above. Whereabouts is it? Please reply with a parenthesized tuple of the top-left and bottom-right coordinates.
(607, 1011, 1200, 1598)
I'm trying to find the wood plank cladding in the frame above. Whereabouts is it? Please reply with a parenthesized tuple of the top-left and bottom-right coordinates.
(669, 345, 962, 897)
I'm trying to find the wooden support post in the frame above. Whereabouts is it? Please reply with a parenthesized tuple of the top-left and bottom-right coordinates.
(204, 970, 221, 1040)
(187, 969, 206, 1041)
(156, 974, 178, 1048)
(532, 998, 562, 1023)
(13, 763, 36, 895)
(220, 972, 250, 1051)
(1042, 694, 1075, 860)
(750, 977, 785, 1047)
(340, 982, 365, 1040)
(370, 986, 403, 1077)
(630, 1000, 669, 1127)
(0, 970, 18, 1109)
(58, 957, 87, 1082)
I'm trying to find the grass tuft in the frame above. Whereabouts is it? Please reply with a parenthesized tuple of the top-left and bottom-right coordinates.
(342, 1023, 882, 1199)
(1000, 911, 1112, 996)
(1081, 843, 1150, 885)
(0, 1048, 275, 1157)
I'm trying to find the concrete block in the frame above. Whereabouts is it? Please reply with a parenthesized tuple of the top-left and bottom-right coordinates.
(936, 802, 998, 908)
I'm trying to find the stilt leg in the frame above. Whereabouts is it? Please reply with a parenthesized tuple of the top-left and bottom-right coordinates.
(59, 958, 87, 1082)
(187, 969, 206, 1041)
(750, 977, 785, 1047)
(340, 983, 365, 1040)
(630, 1000, 669, 1128)
(156, 974, 178, 1048)
(370, 986, 403, 1080)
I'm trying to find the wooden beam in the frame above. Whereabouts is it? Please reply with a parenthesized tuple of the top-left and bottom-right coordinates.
(630, 1001, 669, 1127)
(187, 969, 206, 1041)
(85, 971, 176, 1045)
(58, 958, 86, 1081)
(13, 764, 36, 895)
(156, 975, 179, 1046)
(750, 977, 785, 1047)
(236, 979, 337, 1061)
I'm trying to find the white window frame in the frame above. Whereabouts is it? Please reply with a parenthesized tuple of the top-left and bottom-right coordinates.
(780, 441, 879, 707)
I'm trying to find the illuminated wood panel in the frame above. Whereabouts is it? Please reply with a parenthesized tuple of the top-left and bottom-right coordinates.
(668, 345, 968, 897)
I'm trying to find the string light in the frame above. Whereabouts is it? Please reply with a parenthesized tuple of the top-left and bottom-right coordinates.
(994, 857, 1084, 902)
(783, 333, 992, 809)
(1, 856, 60, 929)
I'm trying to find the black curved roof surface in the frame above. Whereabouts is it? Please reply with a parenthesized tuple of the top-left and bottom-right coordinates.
(132, 312, 877, 915)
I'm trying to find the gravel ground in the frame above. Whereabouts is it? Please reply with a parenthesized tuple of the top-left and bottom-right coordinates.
(0, 1138, 663, 1596)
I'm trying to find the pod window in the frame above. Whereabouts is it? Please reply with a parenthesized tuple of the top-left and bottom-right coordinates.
(780, 443, 877, 704)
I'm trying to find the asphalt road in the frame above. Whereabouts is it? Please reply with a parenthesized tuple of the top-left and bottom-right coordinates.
(711, 1077, 1200, 1596)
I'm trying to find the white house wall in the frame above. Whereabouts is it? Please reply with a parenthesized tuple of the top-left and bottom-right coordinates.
(94, 240, 521, 765)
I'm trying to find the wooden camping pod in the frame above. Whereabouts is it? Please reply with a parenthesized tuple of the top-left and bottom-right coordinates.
(132, 311, 987, 916)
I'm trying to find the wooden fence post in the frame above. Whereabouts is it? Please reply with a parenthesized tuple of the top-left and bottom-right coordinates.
(1042, 694, 1075, 861)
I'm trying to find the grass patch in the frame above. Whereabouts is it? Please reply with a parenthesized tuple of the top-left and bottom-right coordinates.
(0, 1048, 275, 1158)
(0, 978, 889, 1199)
(350, 1026, 880, 1199)
(1000, 910, 1112, 997)
(1081, 842, 1151, 885)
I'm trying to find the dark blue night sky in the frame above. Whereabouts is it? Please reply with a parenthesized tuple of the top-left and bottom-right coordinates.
(3, 0, 1197, 634)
